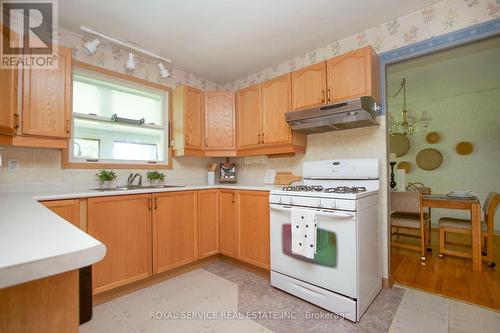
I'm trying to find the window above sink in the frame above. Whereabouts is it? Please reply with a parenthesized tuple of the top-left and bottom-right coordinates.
(63, 62, 172, 169)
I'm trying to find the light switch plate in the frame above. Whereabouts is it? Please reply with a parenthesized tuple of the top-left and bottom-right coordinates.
(8, 159, 20, 172)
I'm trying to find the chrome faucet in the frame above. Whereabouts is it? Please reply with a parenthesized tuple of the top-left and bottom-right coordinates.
(127, 173, 142, 187)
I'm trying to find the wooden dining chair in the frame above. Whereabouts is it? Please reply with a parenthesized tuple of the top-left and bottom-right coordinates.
(438, 192, 499, 267)
(390, 191, 431, 262)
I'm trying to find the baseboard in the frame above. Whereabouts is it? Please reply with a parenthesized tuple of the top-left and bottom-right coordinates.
(382, 277, 393, 288)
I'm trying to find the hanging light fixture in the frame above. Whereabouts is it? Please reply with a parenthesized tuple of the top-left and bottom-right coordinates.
(82, 38, 100, 55)
(389, 78, 417, 136)
(158, 62, 171, 78)
(125, 52, 136, 71)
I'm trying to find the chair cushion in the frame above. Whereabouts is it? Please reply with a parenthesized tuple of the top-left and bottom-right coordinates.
(438, 217, 487, 232)
(391, 215, 421, 229)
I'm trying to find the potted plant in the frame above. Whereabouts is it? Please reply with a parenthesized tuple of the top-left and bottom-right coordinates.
(146, 170, 166, 186)
(96, 170, 117, 188)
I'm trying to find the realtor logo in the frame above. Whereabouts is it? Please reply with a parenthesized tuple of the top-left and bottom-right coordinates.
(1, 0, 58, 69)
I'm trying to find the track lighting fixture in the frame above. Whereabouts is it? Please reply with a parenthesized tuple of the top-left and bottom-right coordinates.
(158, 62, 171, 78)
(126, 52, 136, 71)
(82, 38, 100, 55)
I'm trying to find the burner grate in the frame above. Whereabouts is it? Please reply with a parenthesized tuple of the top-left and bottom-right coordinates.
(324, 186, 367, 194)
(282, 185, 324, 192)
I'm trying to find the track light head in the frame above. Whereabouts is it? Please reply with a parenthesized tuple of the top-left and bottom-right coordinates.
(82, 38, 100, 55)
(126, 52, 136, 71)
(158, 62, 171, 78)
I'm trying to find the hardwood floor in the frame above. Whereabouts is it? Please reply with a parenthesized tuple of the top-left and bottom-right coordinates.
(391, 228, 500, 310)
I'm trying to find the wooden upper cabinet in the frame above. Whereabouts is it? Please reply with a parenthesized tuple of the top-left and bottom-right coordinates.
(291, 62, 326, 111)
(204, 91, 235, 150)
(237, 84, 261, 149)
(0, 66, 19, 135)
(172, 85, 203, 155)
(326, 46, 380, 103)
(0, 25, 19, 135)
(262, 73, 292, 146)
(184, 86, 203, 149)
(153, 191, 198, 273)
(87, 194, 152, 294)
(198, 190, 219, 258)
(219, 190, 237, 258)
(237, 190, 270, 270)
(42, 199, 80, 228)
(22, 46, 72, 138)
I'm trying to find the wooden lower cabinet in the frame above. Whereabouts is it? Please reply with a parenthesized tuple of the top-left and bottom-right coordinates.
(198, 190, 219, 258)
(153, 191, 198, 273)
(87, 194, 152, 294)
(0, 270, 79, 333)
(68, 188, 270, 295)
(219, 190, 237, 257)
(236, 191, 270, 269)
(41, 199, 80, 228)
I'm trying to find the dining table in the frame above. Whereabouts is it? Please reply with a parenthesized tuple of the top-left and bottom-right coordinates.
(422, 194, 482, 272)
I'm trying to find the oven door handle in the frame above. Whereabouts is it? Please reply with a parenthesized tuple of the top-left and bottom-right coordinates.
(270, 205, 355, 219)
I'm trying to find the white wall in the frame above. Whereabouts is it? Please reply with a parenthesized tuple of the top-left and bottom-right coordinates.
(390, 89, 500, 231)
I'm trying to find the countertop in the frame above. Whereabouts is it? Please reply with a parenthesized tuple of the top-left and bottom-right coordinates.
(0, 183, 277, 289)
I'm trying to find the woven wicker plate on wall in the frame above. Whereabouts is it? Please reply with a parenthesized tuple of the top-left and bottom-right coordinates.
(456, 141, 474, 155)
(397, 161, 412, 173)
(416, 148, 443, 170)
(426, 132, 441, 144)
(389, 134, 410, 157)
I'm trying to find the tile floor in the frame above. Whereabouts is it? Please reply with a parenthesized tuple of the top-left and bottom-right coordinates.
(389, 286, 500, 333)
(80, 260, 500, 333)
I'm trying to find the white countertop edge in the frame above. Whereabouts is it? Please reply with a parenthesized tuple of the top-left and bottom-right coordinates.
(0, 243, 106, 289)
(30, 184, 277, 201)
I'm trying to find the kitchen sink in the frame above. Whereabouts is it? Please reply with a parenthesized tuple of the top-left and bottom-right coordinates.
(92, 185, 185, 191)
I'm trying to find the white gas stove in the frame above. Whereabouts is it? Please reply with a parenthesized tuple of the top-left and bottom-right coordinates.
(269, 159, 381, 322)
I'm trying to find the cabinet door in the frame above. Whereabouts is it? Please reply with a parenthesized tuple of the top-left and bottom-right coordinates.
(262, 73, 292, 146)
(291, 62, 326, 111)
(198, 190, 219, 258)
(42, 199, 80, 228)
(0, 67, 18, 135)
(204, 92, 235, 150)
(326, 46, 380, 103)
(219, 190, 237, 257)
(237, 191, 270, 269)
(153, 191, 198, 273)
(237, 84, 261, 149)
(184, 86, 203, 149)
(87, 194, 152, 294)
(22, 46, 72, 138)
(0, 25, 19, 135)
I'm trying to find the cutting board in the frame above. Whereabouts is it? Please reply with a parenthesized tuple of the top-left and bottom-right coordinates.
(274, 172, 302, 185)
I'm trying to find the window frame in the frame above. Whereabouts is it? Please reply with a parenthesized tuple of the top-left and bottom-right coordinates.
(62, 61, 172, 170)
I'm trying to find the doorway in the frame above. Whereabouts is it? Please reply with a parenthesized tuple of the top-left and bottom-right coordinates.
(386, 35, 500, 310)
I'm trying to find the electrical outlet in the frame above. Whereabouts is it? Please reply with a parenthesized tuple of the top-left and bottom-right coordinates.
(8, 159, 20, 172)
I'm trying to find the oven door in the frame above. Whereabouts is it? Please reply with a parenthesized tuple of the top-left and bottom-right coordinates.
(270, 204, 357, 298)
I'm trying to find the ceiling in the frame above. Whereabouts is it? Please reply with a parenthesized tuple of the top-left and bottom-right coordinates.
(59, 0, 441, 84)
(387, 35, 500, 109)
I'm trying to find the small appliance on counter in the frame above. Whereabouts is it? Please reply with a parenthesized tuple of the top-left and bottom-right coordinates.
(207, 163, 217, 185)
(219, 158, 236, 183)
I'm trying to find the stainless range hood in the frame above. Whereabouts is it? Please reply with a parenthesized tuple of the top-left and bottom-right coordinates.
(285, 96, 380, 134)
